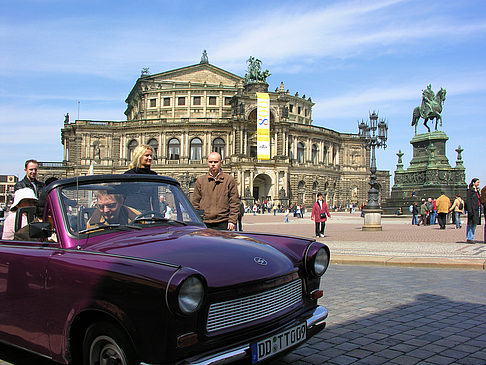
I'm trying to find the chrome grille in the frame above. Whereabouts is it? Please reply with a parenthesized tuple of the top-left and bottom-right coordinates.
(207, 279, 303, 333)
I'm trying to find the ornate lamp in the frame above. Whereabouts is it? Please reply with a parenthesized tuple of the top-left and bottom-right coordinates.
(358, 111, 388, 230)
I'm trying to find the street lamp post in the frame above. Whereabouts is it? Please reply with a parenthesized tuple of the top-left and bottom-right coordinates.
(358, 111, 388, 230)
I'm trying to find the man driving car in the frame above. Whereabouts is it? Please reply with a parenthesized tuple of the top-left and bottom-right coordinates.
(86, 191, 140, 229)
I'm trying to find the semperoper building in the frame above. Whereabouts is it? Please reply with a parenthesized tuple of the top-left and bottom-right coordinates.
(39, 54, 390, 209)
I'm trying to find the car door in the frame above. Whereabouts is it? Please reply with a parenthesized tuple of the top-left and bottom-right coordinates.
(0, 236, 57, 357)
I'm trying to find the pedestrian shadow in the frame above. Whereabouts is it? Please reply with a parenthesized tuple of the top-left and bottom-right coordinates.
(272, 292, 486, 364)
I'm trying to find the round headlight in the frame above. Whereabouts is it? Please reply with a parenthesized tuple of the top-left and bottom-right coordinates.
(178, 276, 204, 315)
(313, 248, 329, 276)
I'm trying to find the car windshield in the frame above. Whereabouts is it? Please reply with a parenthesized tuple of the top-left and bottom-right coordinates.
(59, 179, 203, 235)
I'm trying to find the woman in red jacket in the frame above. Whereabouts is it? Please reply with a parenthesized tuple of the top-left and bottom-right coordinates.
(311, 192, 331, 238)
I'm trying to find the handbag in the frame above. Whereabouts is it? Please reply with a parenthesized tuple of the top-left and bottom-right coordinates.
(319, 212, 326, 219)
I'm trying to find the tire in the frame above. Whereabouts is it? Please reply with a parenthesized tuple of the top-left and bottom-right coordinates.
(82, 321, 138, 365)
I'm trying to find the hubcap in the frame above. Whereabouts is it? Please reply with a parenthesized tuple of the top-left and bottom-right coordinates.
(90, 335, 127, 365)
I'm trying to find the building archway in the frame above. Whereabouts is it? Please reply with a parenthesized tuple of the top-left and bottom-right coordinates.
(253, 173, 273, 202)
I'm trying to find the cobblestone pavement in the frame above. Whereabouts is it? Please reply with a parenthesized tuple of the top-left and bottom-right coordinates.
(269, 264, 486, 364)
(242, 212, 486, 269)
(2, 265, 484, 365)
(243, 212, 485, 244)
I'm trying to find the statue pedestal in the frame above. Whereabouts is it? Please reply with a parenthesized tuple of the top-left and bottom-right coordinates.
(383, 131, 466, 214)
(244, 82, 268, 93)
(362, 208, 383, 231)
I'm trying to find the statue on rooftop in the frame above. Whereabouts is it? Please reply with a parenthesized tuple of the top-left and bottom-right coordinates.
(244, 56, 271, 84)
(200, 50, 209, 64)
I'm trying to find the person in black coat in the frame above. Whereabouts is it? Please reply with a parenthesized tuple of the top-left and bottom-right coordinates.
(124, 144, 159, 212)
(465, 178, 481, 243)
(14, 159, 45, 197)
(481, 185, 486, 243)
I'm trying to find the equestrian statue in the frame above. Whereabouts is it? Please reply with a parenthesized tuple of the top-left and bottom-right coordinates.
(244, 56, 271, 84)
(411, 84, 446, 135)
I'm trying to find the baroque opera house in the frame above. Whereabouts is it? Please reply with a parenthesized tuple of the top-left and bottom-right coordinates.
(40, 53, 390, 209)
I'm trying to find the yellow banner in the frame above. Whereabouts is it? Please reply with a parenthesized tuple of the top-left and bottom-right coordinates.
(257, 93, 270, 160)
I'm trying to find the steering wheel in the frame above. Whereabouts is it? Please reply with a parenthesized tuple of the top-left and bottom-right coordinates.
(133, 211, 166, 222)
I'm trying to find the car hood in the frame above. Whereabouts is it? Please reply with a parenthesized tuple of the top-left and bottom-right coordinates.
(85, 227, 300, 287)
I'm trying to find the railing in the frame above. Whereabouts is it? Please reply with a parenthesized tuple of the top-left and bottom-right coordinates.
(38, 161, 66, 167)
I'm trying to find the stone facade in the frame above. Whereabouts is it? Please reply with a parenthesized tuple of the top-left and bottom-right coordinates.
(39, 59, 390, 209)
(0, 175, 18, 206)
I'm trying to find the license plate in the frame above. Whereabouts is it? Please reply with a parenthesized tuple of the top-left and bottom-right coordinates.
(251, 323, 307, 363)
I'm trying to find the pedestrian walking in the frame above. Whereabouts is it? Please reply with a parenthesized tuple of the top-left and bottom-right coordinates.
(418, 199, 428, 226)
(436, 192, 451, 229)
(449, 193, 464, 229)
(465, 178, 481, 243)
(235, 201, 244, 231)
(284, 207, 289, 223)
(411, 202, 419, 225)
(311, 193, 331, 237)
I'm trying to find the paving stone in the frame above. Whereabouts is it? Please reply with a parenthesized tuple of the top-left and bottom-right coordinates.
(327, 354, 359, 365)
(424, 354, 456, 364)
(389, 355, 422, 364)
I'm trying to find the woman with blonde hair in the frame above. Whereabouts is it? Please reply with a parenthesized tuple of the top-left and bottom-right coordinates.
(124, 144, 157, 175)
(124, 144, 159, 212)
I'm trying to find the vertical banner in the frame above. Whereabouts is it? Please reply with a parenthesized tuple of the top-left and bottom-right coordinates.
(256, 92, 270, 160)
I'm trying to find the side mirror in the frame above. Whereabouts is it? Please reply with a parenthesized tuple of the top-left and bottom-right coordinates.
(29, 222, 53, 239)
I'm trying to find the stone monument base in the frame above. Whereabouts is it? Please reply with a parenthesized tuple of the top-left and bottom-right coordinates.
(362, 208, 383, 231)
(383, 131, 466, 214)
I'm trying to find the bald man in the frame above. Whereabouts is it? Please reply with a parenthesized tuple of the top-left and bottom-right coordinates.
(191, 152, 240, 231)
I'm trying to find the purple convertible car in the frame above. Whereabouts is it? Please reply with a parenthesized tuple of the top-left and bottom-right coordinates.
(0, 174, 329, 365)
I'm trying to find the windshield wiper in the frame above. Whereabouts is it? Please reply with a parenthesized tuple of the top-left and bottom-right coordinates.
(132, 217, 188, 226)
(78, 224, 142, 234)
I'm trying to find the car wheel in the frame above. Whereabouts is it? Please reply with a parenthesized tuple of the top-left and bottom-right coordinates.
(82, 321, 138, 365)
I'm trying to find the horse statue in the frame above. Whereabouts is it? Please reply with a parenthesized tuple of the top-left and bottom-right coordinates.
(244, 56, 271, 83)
(411, 85, 447, 135)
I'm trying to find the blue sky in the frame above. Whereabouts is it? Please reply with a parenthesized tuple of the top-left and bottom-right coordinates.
(1, 0, 485, 189)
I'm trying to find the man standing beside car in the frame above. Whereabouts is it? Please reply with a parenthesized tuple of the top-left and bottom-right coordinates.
(14, 159, 45, 197)
(191, 152, 239, 231)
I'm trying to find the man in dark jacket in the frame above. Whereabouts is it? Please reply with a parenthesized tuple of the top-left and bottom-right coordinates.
(14, 159, 45, 197)
(466, 178, 481, 243)
(481, 185, 486, 243)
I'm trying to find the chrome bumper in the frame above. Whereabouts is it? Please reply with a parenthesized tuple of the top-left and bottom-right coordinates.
(176, 305, 328, 365)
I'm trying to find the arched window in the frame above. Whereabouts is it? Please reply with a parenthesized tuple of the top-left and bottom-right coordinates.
(312, 144, 318, 165)
(147, 138, 158, 160)
(212, 138, 225, 159)
(168, 138, 180, 160)
(323, 146, 328, 165)
(297, 142, 305, 163)
(190, 138, 202, 161)
(127, 139, 138, 161)
(298, 181, 305, 205)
